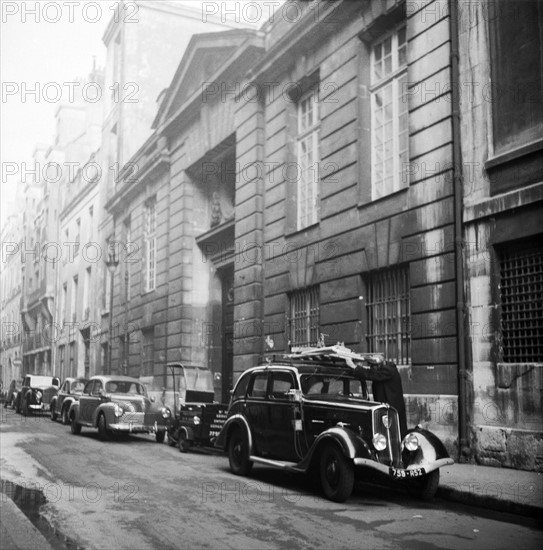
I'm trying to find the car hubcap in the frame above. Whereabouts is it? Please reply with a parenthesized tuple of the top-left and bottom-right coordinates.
(325, 458, 339, 487)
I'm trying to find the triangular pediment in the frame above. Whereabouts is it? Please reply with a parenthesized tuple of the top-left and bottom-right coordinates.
(153, 30, 259, 129)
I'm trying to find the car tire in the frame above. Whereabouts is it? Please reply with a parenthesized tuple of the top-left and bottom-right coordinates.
(61, 406, 70, 425)
(167, 430, 177, 447)
(228, 429, 252, 476)
(23, 396, 31, 417)
(15, 396, 21, 414)
(178, 431, 191, 453)
(319, 443, 354, 503)
(408, 469, 440, 501)
(70, 413, 82, 435)
(98, 414, 112, 441)
(156, 431, 165, 444)
(50, 403, 58, 421)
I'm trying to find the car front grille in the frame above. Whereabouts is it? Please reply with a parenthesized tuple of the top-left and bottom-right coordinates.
(373, 407, 401, 467)
(120, 412, 145, 424)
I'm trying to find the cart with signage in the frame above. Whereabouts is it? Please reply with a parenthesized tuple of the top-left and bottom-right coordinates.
(162, 363, 228, 453)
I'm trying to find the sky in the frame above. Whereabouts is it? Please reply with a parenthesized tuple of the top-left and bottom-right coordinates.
(0, 1, 284, 224)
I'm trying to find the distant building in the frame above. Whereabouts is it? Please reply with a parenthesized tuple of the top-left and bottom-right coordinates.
(0, 189, 24, 385)
(21, 66, 104, 378)
(458, 0, 543, 470)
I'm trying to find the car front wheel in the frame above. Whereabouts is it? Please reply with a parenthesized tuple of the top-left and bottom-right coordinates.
(408, 469, 440, 500)
(98, 414, 112, 441)
(228, 429, 252, 476)
(178, 431, 191, 453)
(50, 403, 58, 421)
(61, 406, 70, 425)
(319, 443, 354, 502)
(71, 413, 82, 435)
(156, 431, 165, 443)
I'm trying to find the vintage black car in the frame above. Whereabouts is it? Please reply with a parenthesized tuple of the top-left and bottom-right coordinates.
(16, 375, 60, 416)
(69, 375, 171, 442)
(50, 377, 87, 424)
(216, 346, 454, 502)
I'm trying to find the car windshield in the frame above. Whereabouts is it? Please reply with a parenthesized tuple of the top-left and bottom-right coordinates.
(29, 376, 55, 387)
(106, 381, 146, 395)
(182, 367, 214, 392)
(300, 374, 366, 398)
(72, 381, 86, 393)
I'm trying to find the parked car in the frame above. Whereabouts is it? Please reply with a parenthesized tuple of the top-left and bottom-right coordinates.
(50, 377, 87, 424)
(3, 379, 22, 409)
(215, 346, 454, 503)
(69, 375, 171, 442)
(160, 363, 228, 452)
(16, 375, 60, 415)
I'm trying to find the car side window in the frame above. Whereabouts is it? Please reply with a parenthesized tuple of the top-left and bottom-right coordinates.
(83, 381, 94, 395)
(24, 377, 30, 386)
(232, 373, 250, 401)
(61, 381, 69, 393)
(248, 373, 268, 399)
(270, 372, 295, 400)
(92, 381, 103, 395)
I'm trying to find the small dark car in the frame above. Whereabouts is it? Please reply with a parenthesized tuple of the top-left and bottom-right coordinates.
(69, 375, 171, 442)
(16, 375, 60, 416)
(50, 377, 88, 424)
(216, 346, 454, 503)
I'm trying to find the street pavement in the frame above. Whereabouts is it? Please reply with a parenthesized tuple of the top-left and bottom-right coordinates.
(1, 406, 541, 549)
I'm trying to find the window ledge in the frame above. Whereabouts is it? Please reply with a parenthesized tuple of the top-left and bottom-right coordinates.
(285, 221, 319, 239)
(357, 186, 408, 209)
(485, 138, 543, 171)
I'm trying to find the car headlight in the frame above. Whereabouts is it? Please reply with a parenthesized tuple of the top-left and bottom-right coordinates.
(372, 433, 387, 451)
(193, 415, 201, 425)
(114, 404, 123, 417)
(402, 432, 419, 452)
(35, 390, 42, 399)
(161, 407, 171, 419)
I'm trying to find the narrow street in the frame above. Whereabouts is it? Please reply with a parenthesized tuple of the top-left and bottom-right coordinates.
(1, 408, 540, 550)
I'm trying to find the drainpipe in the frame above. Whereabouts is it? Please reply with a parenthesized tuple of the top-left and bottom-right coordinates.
(449, 0, 470, 462)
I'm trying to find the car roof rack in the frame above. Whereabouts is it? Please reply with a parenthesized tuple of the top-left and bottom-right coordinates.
(266, 345, 384, 367)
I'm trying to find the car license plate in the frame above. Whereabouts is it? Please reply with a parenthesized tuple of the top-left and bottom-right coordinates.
(389, 467, 426, 479)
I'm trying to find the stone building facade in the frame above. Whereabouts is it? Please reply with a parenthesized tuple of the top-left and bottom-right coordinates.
(458, 0, 543, 470)
(107, 0, 464, 452)
(94, 0, 250, 377)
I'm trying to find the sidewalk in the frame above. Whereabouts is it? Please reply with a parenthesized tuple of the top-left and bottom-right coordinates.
(438, 462, 543, 517)
(0, 497, 53, 550)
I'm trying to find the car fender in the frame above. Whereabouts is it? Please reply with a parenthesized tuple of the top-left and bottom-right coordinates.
(178, 425, 194, 441)
(402, 426, 451, 468)
(214, 414, 253, 453)
(93, 403, 116, 426)
(297, 426, 371, 471)
(68, 400, 80, 420)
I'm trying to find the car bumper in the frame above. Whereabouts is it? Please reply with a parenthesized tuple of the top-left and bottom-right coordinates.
(353, 457, 454, 478)
(109, 420, 167, 434)
(29, 403, 45, 410)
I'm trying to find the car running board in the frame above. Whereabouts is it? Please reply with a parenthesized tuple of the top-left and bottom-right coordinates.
(250, 456, 305, 472)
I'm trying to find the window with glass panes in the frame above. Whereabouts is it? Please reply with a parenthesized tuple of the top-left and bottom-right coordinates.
(143, 200, 156, 292)
(364, 266, 411, 365)
(297, 88, 320, 229)
(371, 26, 408, 199)
(289, 286, 320, 348)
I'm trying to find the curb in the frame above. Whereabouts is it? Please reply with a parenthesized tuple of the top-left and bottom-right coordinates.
(437, 486, 543, 519)
(0, 497, 54, 550)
